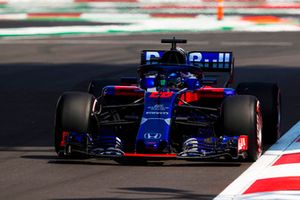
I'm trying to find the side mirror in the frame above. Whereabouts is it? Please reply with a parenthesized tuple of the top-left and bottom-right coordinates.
(141, 77, 156, 89)
(186, 77, 200, 90)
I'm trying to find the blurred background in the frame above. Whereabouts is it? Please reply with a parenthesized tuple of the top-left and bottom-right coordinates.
(0, 0, 299, 36)
(0, 1, 300, 200)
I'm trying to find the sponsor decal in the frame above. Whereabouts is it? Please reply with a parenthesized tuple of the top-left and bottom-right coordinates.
(238, 135, 248, 151)
(189, 52, 231, 69)
(147, 104, 169, 111)
(149, 92, 173, 98)
(144, 132, 162, 139)
(145, 111, 169, 115)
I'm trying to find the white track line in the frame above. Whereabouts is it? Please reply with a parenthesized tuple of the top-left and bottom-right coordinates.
(258, 163, 300, 179)
(214, 121, 300, 200)
(238, 191, 300, 200)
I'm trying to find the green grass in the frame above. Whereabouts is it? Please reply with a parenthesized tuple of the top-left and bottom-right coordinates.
(221, 26, 233, 31)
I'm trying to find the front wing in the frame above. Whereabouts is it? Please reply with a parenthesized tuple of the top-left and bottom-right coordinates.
(60, 133, 249, 161)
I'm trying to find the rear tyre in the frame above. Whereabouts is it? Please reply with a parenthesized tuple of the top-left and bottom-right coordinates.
(237, 82, 280, 144)
(54, 92, 95, 156)
(221, 95, 262, 161)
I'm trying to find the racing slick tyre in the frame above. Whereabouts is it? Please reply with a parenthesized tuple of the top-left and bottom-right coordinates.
(88, 80, 103, 98)
(55, 92, 96, 156)
(236, 82, 280, 145)
(221, 95, 262, 161)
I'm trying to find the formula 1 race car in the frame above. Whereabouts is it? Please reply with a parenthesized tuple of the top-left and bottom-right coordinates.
(54, 38, 281, 162)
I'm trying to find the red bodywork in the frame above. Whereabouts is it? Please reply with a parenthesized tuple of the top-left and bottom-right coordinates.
(106, 85, 225, 104)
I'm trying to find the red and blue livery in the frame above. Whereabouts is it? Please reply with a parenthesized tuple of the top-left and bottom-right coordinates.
(54, 38, 281, 163)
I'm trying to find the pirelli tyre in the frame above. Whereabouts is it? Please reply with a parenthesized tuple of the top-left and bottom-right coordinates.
(88, 80, 103, 98)
(221, 95, 262, 161)
(236, 82, 280, 145)
(54, 92, 96, 156)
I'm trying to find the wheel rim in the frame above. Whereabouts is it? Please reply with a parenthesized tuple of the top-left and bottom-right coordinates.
(256, 101, 263, 158)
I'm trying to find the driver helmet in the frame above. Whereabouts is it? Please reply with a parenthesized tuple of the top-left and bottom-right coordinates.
(168, 73, 182, 88)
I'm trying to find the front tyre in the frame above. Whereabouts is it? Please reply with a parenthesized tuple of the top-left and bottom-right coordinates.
(237, 82, 280, 144)
(54, 92, 96, 156)
(221, 95, 262, 161)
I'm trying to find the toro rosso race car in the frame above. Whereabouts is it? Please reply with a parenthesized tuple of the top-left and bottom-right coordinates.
(55, 38, 280, 162)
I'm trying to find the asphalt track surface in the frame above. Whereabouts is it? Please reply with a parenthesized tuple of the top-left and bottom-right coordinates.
(0, 32, 299, 200)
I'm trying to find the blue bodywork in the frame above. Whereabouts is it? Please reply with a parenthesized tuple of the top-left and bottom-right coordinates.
(59, 40, 248, 160)
(136, 92, 176, 152)
(63, 86, 243, 160)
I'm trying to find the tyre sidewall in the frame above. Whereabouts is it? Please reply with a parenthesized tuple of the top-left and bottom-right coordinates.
(222, 95, 261, 161)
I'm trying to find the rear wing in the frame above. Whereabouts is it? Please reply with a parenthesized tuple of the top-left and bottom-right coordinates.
(140, 50, 234, 86)
(141, 50, 165, 65)
(141, 50, 233, 71)
(187, 51, 233, 72)
(188, 51, 234, 86)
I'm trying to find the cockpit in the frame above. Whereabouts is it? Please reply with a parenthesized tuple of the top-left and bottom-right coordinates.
(139, 65, 201, 92)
